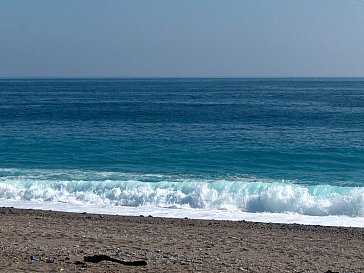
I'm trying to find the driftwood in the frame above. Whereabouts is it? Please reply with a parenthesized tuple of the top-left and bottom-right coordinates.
(83, 254, 147, 266)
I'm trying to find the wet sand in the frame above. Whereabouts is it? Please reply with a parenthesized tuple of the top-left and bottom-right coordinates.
(0, 207, 363, 273)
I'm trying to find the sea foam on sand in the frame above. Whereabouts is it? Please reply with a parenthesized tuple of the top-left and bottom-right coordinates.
(1, 199, 364, 228)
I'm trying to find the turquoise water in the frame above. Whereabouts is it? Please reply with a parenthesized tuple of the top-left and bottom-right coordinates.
(0, 78, 363, 218)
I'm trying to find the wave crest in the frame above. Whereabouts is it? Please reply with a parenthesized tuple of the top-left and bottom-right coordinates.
(1, 168, 363, 217)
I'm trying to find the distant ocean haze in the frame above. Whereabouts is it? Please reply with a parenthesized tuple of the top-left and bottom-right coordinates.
(0, 78, 363, 224)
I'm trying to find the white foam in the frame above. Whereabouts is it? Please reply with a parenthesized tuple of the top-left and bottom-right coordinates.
(1, 179, 364, 216)
(1, 168, 364, 226)
(1, 199, 364, 228)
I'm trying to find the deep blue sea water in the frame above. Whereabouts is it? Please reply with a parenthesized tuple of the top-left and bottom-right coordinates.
(1, 78, 364, 223)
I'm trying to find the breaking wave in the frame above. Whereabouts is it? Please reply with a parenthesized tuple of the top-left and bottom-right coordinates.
(1, 168, 363, 217)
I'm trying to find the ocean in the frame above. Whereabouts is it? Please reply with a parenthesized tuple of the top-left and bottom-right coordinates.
(1, 78, 363, 227)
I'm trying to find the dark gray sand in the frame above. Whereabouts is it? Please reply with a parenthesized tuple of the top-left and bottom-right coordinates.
(0, 207, 363, 272)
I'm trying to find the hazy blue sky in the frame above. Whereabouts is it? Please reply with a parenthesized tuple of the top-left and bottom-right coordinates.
(1, 0, 364, 77)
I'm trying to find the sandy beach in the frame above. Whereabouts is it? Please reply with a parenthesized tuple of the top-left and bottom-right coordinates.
(0, 207, 363, 272)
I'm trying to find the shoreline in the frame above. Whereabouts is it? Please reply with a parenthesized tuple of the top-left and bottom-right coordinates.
(1, 207, 363, 272)
(3, 200, 364, 228)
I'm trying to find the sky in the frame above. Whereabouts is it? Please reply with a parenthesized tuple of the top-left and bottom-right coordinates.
(1, 0, 364, 78)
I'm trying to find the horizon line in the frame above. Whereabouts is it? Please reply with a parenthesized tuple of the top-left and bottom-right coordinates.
(1, 76, 364, 80)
